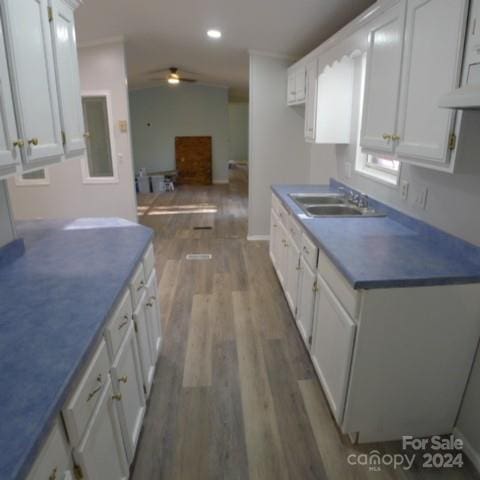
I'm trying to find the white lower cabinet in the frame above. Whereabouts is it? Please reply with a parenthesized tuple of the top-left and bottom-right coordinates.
(28, 242, 162, 479)
(296, 256, 316, 348)
(26, 419, 73, 480)
(111, 324, 146, 463)
(133, 291, 155, 397)
(310, 275, 356, 424)
(73, 378, 129, 480)
(145, 270, 162, 360)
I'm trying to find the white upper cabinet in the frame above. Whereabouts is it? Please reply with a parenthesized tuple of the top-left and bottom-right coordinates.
(2, 0, 64, 168)
(316, 55, 355, 144)
(295, 67, 306, 102)
(395, 0, 468, 167)
(287, 65, 306, 105)
(0, 21, 20, 178)
(50, 0, 86, 157)
(304, 60, 318, 141)
(360, 1, 406, 154)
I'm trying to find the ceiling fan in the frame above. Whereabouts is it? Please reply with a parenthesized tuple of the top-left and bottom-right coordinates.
(148, 67, 198, 85)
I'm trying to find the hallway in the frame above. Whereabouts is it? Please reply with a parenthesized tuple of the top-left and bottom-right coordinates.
(132, 168, 479, 480)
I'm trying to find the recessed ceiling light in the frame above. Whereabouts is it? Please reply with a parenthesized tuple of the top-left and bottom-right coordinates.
(207, 29, 222, 39)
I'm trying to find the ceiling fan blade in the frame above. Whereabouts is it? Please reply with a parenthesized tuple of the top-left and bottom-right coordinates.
(179, 78, 197, 83)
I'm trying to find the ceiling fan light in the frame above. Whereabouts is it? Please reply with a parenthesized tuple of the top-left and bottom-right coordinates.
(168, 77, 180, 85)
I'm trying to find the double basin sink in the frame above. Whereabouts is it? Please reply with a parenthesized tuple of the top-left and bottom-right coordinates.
(290, 192, 385, 218)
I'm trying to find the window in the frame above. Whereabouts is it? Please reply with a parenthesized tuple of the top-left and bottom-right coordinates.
(355, 54, 400, 186)
(81, 92, 118, 184)
(15, 168, 49, 186)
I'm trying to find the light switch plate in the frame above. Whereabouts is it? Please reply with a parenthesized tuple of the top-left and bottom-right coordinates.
(414, 185, 428, 209)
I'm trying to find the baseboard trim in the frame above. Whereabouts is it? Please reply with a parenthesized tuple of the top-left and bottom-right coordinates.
(247, 235, 270, 241)
(454, 427, 480, 473)
(212, 180, 229, 184)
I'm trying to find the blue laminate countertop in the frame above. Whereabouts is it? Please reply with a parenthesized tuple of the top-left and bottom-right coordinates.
(0, 218, 154, 480)
(272, 182, 480, 289)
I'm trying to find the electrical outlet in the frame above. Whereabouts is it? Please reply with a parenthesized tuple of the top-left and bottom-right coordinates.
(400, 180, 409, 201)
(344, 161, 352, 178)
(414, 185, 428, 209)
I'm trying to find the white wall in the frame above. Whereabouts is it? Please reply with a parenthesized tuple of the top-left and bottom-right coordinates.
(0, 181, 15, 247)
(248, 52, 309, 238)
(7, 41, 138, 222)
(228, 102, 249, 163)
(129, 84, 230, 183)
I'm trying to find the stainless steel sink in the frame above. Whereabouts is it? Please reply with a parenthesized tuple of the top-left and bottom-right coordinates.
(289, 192, 385, 217)
(304, 204, 385, 218)
(289, 193, 347, 206)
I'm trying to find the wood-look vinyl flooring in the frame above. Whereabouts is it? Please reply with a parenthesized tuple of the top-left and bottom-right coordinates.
(132, 166, 479, 480)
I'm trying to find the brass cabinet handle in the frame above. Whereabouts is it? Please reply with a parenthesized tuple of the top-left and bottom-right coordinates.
(28, 138, 39, 146)
(13, 139, 24, 148)
(312, 281, 319, 293)
(382, 133, 392, 140)
(303, 246, 310, 255)
(146, 302, 153, 307)
(136, 281, 145, 292)
(112, 393, 122, 401)
(118, 375, 128, 384)
(118, 319, 129, 330)
(392, 134, 400, 141)
(48, 466, 58, 480)
(87, 385, 102, 402)
(83, 132, 90, 138)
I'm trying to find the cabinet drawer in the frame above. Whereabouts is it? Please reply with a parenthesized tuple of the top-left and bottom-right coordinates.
(301, 232, 318, 270)
(317, 249, 360, 319)
(63, 340, 110, 446)
(26, 418, 73, 480)
(288, 216, 302, 247)
(129, 262, 146, 308)
(105, 288, 133, 362)
(143, 243, 155, 280)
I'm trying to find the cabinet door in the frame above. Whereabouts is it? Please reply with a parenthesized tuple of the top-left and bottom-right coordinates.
(26, 418, 73, 480)
(276, 220, 289, 287)
(304, 60, 318, 141)
(296, 256, 316, 348)
(311, 275, 356, 424)
(145, 269, 162, 360)
(133, 292, 155, 397)
(111, 324, 146, 463)
(295, 67, 306, 102)
(2, 0, 64, 167)
(395, 0, 468, 167)
(269, 210, 279, 267)
(360, 1, 406, 154)
(287, 73, 296, 104)
(74, 379, 129, 480)
(50, 0, 86, 157)
(285, 237, 300, 314)
(0, 23, 20, 178)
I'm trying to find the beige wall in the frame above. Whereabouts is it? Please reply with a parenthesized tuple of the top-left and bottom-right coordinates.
(7, 41, 137, 222)
(248, 53, 309, 238)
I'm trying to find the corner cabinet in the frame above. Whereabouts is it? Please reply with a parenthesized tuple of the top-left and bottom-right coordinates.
(0, 0, 85, 178)
(361, 0, 469, 171)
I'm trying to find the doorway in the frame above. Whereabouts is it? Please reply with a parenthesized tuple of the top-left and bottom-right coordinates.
(175, 136, 212, 185)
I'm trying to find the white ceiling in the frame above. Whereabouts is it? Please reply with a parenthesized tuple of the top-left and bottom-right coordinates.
(75, 0, 376, 99)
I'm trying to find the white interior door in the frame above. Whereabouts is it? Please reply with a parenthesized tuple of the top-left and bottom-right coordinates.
(111, 325, 146, 463)
(296, 256, 316, 348)
(311, 275, 356, 424)
(360, 1, 406, 154)
(50, 0, 86, 157)
(2, 0, 64, 166)
(0, 21, 20, 177)
(395, 0, 468, 167)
